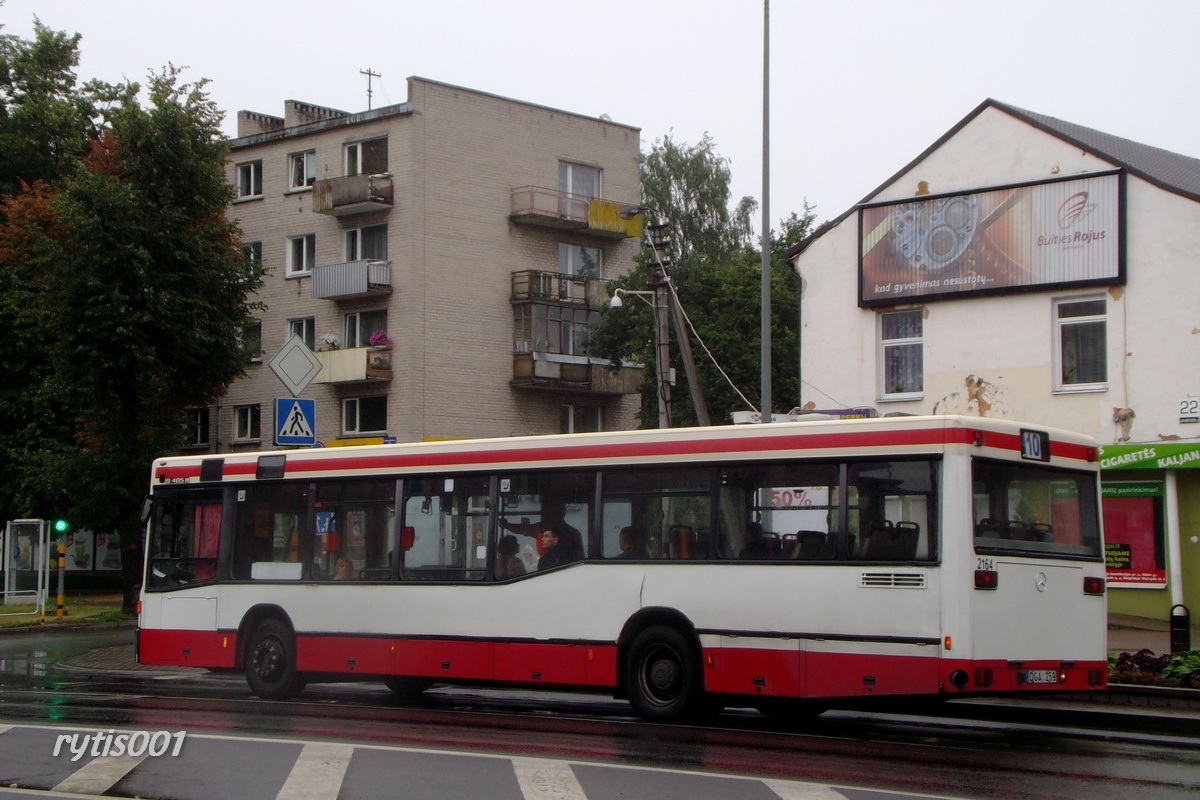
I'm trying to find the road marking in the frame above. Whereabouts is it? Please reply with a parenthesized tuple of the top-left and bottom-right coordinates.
(512, 757, 588, 800)
(764, 778, 852, 799)
(54, 754, 146, 795)
(275, 742, 354, 800)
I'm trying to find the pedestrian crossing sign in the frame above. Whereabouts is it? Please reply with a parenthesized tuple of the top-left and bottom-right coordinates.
(275, 398, 316, 446)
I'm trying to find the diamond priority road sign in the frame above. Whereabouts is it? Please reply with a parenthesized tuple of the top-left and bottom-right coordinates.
(269, 336, 322, 396)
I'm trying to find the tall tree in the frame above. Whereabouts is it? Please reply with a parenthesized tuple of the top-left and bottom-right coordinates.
(593, 132, 815, 427)
(639, 132, 757, 265)
(0, 56, 263, 611)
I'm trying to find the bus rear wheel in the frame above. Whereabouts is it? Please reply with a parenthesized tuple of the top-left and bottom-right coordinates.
(244, 619, 306, 700)
(623, 625, 703, 721)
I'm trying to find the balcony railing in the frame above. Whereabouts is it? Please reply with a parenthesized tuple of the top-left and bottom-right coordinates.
(509, 187, 642, 239)
(313, 173, 394, 216)
(510, 270, 608, 310)
(312, 346, 392, 384)
(511, 352, 644, 395)
(313, 260, 392, 300)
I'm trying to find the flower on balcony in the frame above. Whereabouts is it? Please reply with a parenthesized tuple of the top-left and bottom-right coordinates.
(368, 330, 392, 347)
(320, 334, 341, 351)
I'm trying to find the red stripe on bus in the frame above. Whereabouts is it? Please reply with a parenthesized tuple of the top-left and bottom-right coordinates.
(155, 425, 1028, 482)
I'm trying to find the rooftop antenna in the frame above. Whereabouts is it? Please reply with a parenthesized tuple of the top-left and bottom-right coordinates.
(360, 68, 381, 110)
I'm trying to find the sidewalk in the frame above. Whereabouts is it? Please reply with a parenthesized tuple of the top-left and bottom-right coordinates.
(1106, 612, 1199, 654)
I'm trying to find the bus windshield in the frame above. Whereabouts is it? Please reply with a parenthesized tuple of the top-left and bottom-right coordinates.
(972, 458, 1101, 559)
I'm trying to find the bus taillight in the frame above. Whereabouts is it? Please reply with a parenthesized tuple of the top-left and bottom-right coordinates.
(974, 569, 998, 590)
(1083, 576, 1106, 595)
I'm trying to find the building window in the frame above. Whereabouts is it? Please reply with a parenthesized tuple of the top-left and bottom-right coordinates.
(343, 396, 387, 434)
(559, 161, 600, 198)
(289, 150, 316, 190)
(561, 405, 602, 433)
(286, 233, 316, 276)
(513, 305, 598, 356)
(345, 138, 388, 176)
(880, 309, 923, 398)
(236, 160, 262, 199)
(345, 309, 388, 348)
(1055, 296, 1107, 390)
(242, 241, 262, 265)
(235, 405, 261, 442)
(345, 224, 388, 261)
(288, 317, 315, 350)
(242, 321, 263, 363)
(186, 408, 210, 447)
(558, 243, 601, 278)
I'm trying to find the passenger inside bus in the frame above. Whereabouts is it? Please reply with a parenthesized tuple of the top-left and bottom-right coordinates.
(615, 527, 648, 559)
(495, 535, 526, 579)
(537, 525, 584, 570)
(334, 557, 354, 580)
(739, 522, 771, 559)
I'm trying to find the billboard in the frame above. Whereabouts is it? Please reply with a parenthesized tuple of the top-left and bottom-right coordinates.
(859, 171, 1123, 307)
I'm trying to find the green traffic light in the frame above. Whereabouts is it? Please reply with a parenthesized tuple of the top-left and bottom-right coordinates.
(53, 518, 69, 534)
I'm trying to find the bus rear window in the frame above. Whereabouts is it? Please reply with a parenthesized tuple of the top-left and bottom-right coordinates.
(972, 458, 1101, 559)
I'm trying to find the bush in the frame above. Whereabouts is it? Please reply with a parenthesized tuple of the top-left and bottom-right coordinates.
(1109, 648, 1200, 687)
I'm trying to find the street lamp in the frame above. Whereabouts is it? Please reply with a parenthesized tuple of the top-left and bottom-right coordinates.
(610, 288, 672, 429)
(615, 205, 717, 426)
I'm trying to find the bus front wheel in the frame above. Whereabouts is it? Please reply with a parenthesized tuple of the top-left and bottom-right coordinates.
(623, 625, 703, 721)
(244, 619, 306, 700)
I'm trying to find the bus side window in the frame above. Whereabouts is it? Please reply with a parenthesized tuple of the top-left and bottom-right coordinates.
(230, 483, 308, 581)
(400, 475, 488, 582)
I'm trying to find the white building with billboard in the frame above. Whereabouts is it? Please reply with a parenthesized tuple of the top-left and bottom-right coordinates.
(788, 99, 1200, 626)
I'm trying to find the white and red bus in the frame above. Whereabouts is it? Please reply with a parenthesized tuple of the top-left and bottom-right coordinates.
(137, 415, 1107, 720)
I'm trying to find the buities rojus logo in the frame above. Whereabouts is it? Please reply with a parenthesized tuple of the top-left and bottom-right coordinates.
(1057, 191, 1094, 229)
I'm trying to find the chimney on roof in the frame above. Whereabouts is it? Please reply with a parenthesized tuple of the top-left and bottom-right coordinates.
(237, 110, 284, 138)
(283, 100, 348, 128)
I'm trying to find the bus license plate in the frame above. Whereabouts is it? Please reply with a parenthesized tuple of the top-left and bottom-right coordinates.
(1022, 670, 1058, 684)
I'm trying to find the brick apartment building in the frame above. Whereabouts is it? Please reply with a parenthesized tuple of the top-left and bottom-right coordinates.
(187, 77, 646, 453)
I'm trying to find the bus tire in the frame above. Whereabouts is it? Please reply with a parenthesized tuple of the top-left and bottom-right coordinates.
(384, 677, 433, 703)
(623, 625, 703, 721)
(244, 619, 306, 700)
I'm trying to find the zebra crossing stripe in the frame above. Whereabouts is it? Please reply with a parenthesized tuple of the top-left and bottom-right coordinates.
(54, 754, 146, 795)
(275, 742, 354, 800)
(763, 778, 852, 799)
(511, 756, 589, 800)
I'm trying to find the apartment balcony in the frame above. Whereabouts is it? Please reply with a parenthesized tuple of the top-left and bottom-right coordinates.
(312, 346, 392, 384)
(313, 260, 392, 300)
(511, 352, 644, 395)
(313, 173, 394, 216)
(510, 270, 608, 311)
(509, 186, 643, 239)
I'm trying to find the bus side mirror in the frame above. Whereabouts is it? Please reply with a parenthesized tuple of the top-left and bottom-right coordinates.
(140, 495, 153, 524)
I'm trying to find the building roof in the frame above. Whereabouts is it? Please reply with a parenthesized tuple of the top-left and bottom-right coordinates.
(786, 99, 1200, 261)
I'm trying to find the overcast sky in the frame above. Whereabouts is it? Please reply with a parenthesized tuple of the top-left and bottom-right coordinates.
(5, 0, 1198, 232)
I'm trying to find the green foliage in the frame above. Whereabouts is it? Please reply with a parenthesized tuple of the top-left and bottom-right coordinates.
(0, 26, 263, 610)
(640, 132, 757, 265)
(1109, 648, 1200, 688)
(1161, 651, 1200, 688)
(593, 131, 816, 427)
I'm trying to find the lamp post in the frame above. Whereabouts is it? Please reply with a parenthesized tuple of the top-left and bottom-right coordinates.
(616, 206, 712, 427)
(611, 288, 671, 429)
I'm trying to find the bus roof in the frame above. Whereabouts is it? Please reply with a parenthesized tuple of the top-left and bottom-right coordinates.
(151, 415, 1098, 486)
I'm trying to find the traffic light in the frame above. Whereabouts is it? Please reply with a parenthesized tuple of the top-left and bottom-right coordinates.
(52, 490, 71, 535)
